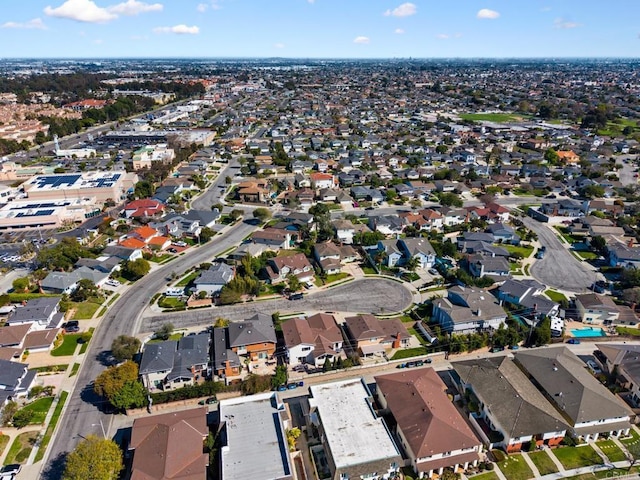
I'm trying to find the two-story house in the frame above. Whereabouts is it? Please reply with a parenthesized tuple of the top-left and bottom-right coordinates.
(432, 286, 507, 334)
(265, 253, 314, 284)
(343, 314, 411, 357)
(282, 313, 343, 367)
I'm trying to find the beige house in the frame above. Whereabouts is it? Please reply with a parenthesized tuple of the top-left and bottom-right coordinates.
(575, 293, 620, 325)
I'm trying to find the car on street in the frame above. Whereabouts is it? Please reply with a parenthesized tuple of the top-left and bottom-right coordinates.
(490, 346, 505, 353)
(289, 293, 304, 300)
(198, 397, 218, 405)
(567, 338, 581, 344)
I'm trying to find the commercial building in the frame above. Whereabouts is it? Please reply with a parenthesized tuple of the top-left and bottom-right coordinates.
(21, 171, 138, 203)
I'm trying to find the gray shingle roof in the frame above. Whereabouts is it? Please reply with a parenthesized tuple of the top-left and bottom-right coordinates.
(228, 313, 276, 348)
(139, 340, 178, 375)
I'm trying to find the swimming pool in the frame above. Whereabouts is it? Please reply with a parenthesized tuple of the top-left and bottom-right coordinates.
(570, 327, 606, 338)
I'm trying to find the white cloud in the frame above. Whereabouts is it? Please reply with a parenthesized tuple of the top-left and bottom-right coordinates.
(554, 18, 580, 29)
(308, 0, 315, 3)
(353, 36, 370, 44)
(394, 28, 404, 34)
(107, 0, 163, 16)
(197, 0, 221, 11)
(436, 33, 449, 39)
(153, 24, 199, 34)
(274, 43, 285, 48)
(1, 18, 47, 30)
(477, 8, 500, 19)
(44, 0, 117, 23)
(383, 2, 416, 17)
(540, 6, 552, 12)
(197, 3, 208, 12)
(93, 38, 104, 44)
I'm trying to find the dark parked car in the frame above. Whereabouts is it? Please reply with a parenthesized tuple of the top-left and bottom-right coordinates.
(64, 321, 80, 333)
(490, 346, 505, 353)
(289, 293, 304, 300)
(567, 338, 581, 344)
(198, 397, 218, 405)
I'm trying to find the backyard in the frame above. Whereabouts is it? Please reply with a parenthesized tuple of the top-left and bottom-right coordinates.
(496, 453, 533, 480)
(528, 450, 558, 476)
(553, 445, 603, 470)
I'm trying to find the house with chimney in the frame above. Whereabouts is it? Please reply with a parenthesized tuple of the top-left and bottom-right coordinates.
(265, 253, 314, 284)
(432, 286, 507, 334)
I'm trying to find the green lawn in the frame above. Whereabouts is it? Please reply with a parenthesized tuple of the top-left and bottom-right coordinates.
(502, 244, 535, 258)
(620, 426, 640, 446)
(552, 445, 603, 470)
(390, 346, 428, 360)
(51, 334, 82, 356)
(0, 435, 9, 459)
(72, 299, 102, 319)
(576, 251, 599, 260)
(528, 450, 559, 475)
(315, 272, 350, 287)
(158, 296, 186, 309)
(148, 332, 183, 344)
(595, 439, 627, 462)
(497, 453, 533, 480)
(459, 113, 524, 123)
(616, 326, 640, 337)
(469, 473, 500, 480)
(34, 391, 68, 462)
(545, 289, 568, 304)
(70, 363, 80, 377)
(362, 266, 378, 275)
(20, 396, 55, 424)
(176, 271, 199, 287)
(150, 254, 173, 263)
(4, 431, 39, 465)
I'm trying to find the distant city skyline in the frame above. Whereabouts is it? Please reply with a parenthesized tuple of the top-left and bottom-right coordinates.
(1, 0, 639, 59)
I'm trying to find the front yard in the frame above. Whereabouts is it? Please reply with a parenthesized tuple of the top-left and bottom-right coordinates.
(51, 333, 82, 357)
(71, 299, 102, 320)
(553, 445, 603, 470)
(595, 439, 627, 462)
(19, 396, 55, 424)
(528, 450, 559, 475)
(502, 244, 535, 258)
(545, 289, 568, 304)
(496, 453, 533, 480)
(4, 431, 38, 465)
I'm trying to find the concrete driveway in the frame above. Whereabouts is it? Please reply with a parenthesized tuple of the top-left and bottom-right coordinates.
(141, 277, 414, 332)
(522, 216, 600, 293)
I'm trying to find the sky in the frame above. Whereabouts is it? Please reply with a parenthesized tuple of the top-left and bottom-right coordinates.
(1, 0, 639, 59)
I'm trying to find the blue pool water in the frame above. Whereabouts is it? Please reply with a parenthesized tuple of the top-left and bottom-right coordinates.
(570, 327, 606, 338)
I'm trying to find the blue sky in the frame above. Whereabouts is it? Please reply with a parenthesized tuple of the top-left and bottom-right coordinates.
(1, 0, 639, 58)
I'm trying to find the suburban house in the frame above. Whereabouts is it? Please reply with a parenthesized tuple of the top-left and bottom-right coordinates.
(307, 379, 402, 480)
(250, 228, 292, 251)
(0, 359, 37, 405)
(452, 357, 569, 452)
(399, 238, 437, 269)
(227, 313, 277, 362)
(6, 297, 63, 330)
(486, 223, 520, 244)
(124, 198, 165, 219)
(496, 279, 560, 320)
(432, 286, 507, 334)
(282, 313, 343, 367)
(333, 219, 356, 244)
(596, 344, 640, 407)
(467, 253, 510, 279)
(343, 314, 411, 357)
(375, 369, 482, 478)
(139, 334, 209, 390)
(193, 262, 234, 296)
(607, 240, 640, 269)
(314, 242, 342, 275)
(514, 348, 633, 442)
(219, 393, 293, 480)
(129, 407, 208, 480)
(265, 253, 314, 284)
(574, 293, 620, 325)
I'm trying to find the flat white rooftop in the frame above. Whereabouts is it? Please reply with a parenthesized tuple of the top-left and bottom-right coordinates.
(309, 378, 400, 469)
(219, 392, 291, 480)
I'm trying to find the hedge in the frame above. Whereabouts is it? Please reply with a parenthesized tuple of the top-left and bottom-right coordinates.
(150, 381, 230, 404)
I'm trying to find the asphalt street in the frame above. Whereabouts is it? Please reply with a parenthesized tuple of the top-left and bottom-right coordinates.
(41, 220, 258, 479)
(522, 216, 600, 292)
(141, 277, 414, 332)
(191, 158, 239, 211)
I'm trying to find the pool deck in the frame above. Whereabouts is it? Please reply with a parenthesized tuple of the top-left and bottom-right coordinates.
(565, 320, 611, 338)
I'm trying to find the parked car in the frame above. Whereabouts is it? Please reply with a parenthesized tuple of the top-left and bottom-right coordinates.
(567, 338, 581, 344)
(277, 385, 287, 391)
(490, 346, 505, 353)
(509, 345, 520, 350)
(64, 321, 80, 333)
(168, 248, 178, 253)
(198, 397, 218, 405)
(0, 464, 21, 478)
(586, 360, 602, 375)
(289, 293, 304, 301)
(286, 383, 299, 390)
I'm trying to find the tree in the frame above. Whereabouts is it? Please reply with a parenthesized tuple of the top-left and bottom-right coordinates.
(154, 323, 174, 341)
(12, 409, 34, 429)
(214, 317, 229, 328)
(199, 227, 215, 243)
(405, 257, 419, 272)
(309, 202, 334, 242)
(229, 209, 244, 221)
(110, 335, 141, 362)
(439, 192, 463, 207)
(286, 428, 301, 451)
(71, 279, 100, 302)
(109, 380, 147, 410)
(582, 184, 605, 199)
(544, 148, 560, 164)
(121, 258, 150, 281)
(133, 180, 155, 199)
(287, 274, 301, 293)
(1, 401, 18, 426)
(94, 360, 139, 403)
(252, 207, 272, 223)
(12, 277, 30, 293)
(271, 365, 288, 389)
(590, 235, 607, 255)
(530, 317, 551, 347)
(63, 435, 123, 480)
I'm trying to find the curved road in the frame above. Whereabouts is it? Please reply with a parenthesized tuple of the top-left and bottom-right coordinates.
(42, 220, 258, 479)
(522, 216, 599, 292)
(142, 277, 414, 332)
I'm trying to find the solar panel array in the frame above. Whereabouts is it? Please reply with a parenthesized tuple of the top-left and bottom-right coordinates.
(92, 173, 121, 188)
(33, 174, 81, 189)
(16, 209, 55, 217)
